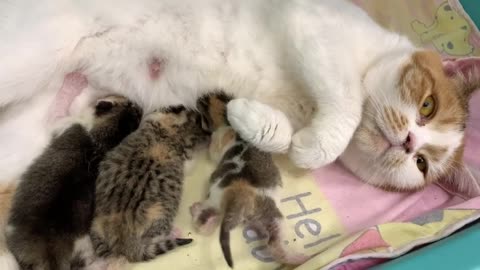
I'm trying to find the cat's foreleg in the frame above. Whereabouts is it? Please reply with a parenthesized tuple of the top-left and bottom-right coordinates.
(226, 98, 293, 153)
(289, 90, 362, 169)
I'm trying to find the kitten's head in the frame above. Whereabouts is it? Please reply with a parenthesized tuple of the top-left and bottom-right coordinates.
(146, 105, 211, 146)
(196, 91, 233, 132)
(90, 95, 143, 148)
(342, 50, 480, 196)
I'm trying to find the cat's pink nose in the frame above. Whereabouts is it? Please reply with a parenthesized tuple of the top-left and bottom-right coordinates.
(403, 132, 416, 154)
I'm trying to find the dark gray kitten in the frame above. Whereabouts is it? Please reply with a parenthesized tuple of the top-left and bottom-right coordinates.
(6, 96, 142, 270)
(191, 93, 309, 268)
(90, 105, 210, 262)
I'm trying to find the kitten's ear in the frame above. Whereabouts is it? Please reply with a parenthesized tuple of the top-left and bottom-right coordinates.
(95, 100, 114, 115)
(439, 164, 480, 199)
(443, 57, 480, 96)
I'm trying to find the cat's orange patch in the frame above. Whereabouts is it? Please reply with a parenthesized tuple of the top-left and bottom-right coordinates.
(220, 128, 236, 149)
(398, 50, 468, 183)
(400, 51, 467, 132)
(0, 183, 16, 252)
(145, 202, 165, 224)
(222, 180, 256, 215)
(208, 96, 228, 129)
(92, 213, 123, 238)
(149, 144, 171, 161)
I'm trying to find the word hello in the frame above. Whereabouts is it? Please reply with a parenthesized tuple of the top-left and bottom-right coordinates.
(243, 192, 341, 263)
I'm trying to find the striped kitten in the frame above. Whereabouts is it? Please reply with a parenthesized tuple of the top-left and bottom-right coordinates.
(89, 105, 209, 263)
(191, 93, 308, 268)
(6, 96, 142, 270)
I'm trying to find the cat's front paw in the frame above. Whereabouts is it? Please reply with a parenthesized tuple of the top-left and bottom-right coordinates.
(227, 98, 292, 153)
(289, 127, 339, 169)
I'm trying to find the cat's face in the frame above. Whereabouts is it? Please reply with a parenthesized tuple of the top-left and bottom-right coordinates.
(342, 51, 478, 192)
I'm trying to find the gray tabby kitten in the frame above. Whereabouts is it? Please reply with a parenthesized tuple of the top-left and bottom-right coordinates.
(6, 96, 142, 270)
(191, 93, 308, 268)
(90, 105, 210, 262)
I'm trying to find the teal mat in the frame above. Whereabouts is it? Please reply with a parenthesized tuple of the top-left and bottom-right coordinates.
(374, 222, 480, 270)
(459, 0, 480, 30)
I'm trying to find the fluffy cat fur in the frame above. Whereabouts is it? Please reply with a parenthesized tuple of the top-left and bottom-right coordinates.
(191, 93, 308, 268)
(1, 0, 480, 194)
(5, 96, 142, 270)
(89, 105, 209, 263)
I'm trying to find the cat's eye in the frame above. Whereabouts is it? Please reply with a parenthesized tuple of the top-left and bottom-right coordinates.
(415, 155, 428, 174)
(419, 95, 436, 118)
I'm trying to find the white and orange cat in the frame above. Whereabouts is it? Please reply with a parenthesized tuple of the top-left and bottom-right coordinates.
(1, 0, 479, 195)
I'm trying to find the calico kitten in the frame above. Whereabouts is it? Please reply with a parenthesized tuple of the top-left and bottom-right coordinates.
(191, 93, 308, 268)
(5, 96, 142, 270)
(90, 105, 210, 262)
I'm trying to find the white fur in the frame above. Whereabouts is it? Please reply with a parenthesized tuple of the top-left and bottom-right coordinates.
(227, 99, 293, 153)
(0, 252, 19, 270)
(0, 0, 462, 190)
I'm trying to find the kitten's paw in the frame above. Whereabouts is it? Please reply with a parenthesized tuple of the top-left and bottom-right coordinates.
(227, 98, 292, 153)
(189, 202, 219, 235)
(170, 227, 183, 238)
(289, 127, 338, 169)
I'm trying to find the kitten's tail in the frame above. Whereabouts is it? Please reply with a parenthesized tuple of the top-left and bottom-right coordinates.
(263, 218, 310, 266)
(89, 230, 192, 263)
(219, 186, 257, 268)
(256, 196, 310, 266)
(124, 236, 192, 262)
(219, 191, 310, 268)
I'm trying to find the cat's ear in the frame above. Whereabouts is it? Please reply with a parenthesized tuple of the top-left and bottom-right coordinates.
(439, 164, 480, 199)
(443, 57, 480, 96)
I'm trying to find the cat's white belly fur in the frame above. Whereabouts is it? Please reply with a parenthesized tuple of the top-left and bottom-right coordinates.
(0, 0, 420, 183)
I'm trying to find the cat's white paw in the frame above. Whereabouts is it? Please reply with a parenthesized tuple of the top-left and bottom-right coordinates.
(289, 127, 339, 169)
(227, 98, 292, 153)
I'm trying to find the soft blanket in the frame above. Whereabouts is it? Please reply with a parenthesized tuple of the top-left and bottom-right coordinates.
(128, 1, 480, 269)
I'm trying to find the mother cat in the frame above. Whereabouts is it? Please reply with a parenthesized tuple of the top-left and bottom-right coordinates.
(1, 0, 479, 193)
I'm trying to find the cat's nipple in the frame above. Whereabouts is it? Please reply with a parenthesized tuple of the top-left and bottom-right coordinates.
(402, 132, 416, 154)
(148, 57, 166, 80)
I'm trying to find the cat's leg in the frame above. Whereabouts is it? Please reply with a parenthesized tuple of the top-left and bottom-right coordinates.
(288, 86, 363, 169)
(189, 201, 220, 235)
(189, 183, 224, 235)
(227, 99, 294, 153)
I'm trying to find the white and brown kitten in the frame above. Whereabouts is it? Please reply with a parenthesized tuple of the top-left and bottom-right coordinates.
(5, 96, 142, 270)
(1, 0, 479, 194)
(191, 93, 308, 268)
(89, 105, 209, 263)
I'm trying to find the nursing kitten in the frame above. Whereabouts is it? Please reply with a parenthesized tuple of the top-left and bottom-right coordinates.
(2, 0, 480, 194)
(90, 105, 209, 262)
(191, 93, 308, 268)
(5, 96, 142, 270)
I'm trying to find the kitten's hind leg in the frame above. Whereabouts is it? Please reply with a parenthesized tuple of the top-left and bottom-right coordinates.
(227, 99, 293, 153)
(189, 202, 219, 235)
